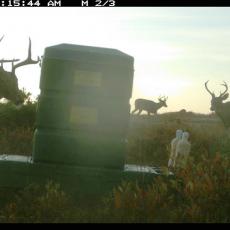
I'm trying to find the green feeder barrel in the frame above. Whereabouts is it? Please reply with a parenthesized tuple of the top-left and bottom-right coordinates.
(32, 43, 134, 169)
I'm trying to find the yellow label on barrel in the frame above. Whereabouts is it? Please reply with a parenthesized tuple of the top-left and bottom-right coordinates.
(70, 106, 98, 125)
(74, 70, 102, 87)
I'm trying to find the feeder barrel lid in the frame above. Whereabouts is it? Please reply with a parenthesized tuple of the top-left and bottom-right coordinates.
(43, 43, 134, 64)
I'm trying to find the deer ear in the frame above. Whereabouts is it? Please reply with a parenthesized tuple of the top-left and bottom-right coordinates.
(222, 93, 229, 100)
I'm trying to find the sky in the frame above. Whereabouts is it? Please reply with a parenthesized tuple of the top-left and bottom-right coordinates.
(0, 7, 230, 114)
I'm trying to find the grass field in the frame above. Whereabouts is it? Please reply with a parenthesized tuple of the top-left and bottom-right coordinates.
(0, 104, 229, 223)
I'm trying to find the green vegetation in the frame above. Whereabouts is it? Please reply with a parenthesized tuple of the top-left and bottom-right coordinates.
(127, 114, 229, 166)
(0, 182, 74, 223)
(0, 92, 36, 155)
(0, 153, 229, 223)
(0, 102, 229, 223)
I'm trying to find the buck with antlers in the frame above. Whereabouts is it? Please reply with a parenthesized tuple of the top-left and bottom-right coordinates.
(205, 81, 230, 128)
(0, 35, 40, 105)
(132, 96, 168, 116)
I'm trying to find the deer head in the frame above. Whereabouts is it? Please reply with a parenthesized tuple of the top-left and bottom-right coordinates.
(205, 81, 229, 112)
(0, 35, 40, 105)
(158, 96, 168, 108)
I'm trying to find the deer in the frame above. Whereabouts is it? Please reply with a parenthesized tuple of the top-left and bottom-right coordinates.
(132, 96, 168, 116)
(205, 80, 230, 128)
(0, 35, 40, 105)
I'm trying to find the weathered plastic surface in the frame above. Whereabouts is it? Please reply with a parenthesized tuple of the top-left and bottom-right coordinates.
(33, 129, 126, 169)
(36, 93, 130, 137)
(40, 58, 134, 98)
(33, 43, 134, 169)
(40, 44, 134, 99)
(0, 156, 163, 205)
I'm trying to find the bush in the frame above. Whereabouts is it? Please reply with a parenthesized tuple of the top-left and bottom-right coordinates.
(106, 153, 230, 223)
(0, 127, 34, 155)
(0, 92, 37, 155)
(0, 107, 229, 222)
(0, 101, 37, 129)
(0, 181, 75, 223)
(0, 155, 229, 223)
(127, 119, 227, 166)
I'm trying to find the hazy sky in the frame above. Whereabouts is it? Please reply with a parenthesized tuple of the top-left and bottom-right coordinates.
(0, 7, 230, 114)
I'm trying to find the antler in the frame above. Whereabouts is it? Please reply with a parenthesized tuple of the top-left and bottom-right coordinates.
(219, 81, 228, 97)
(0, 59, 20, 69)
(158, 95, 168, 101)
(12, 37, 40, 74)
(0, 35, 4, 42)
(0, 35, 20, 69)
(205, 80, 214, 96)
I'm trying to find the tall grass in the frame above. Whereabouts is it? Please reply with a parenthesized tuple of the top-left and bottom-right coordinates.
(0, 99, 36, 155)
(0, 104, 229, 222)
(0, 152, 229, 223)
(127, 115, 228, 166)
(0, 181, 75, 223)
(105, 153, 230, 223)
(0, 127, 34, 155)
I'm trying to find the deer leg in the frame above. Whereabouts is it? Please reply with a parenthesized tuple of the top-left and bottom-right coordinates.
(131, 108, 138, 114)
(137, 109, 142, 115)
